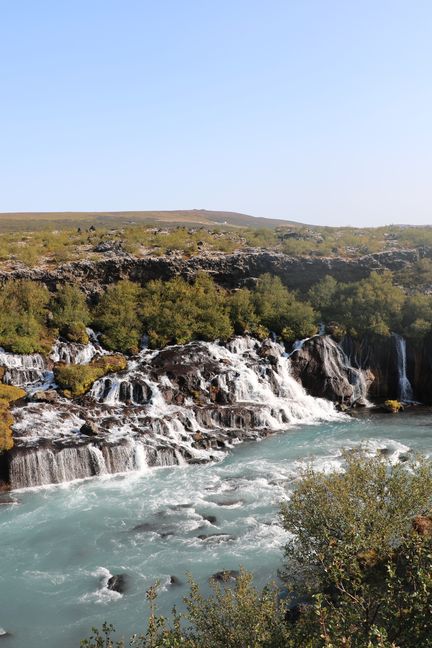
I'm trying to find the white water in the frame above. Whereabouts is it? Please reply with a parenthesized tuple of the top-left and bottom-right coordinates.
(393, 333, 415, 403)
(0, 411, 429, 648)
(321, 336, 372, 406)
(10, 337, 341, 488)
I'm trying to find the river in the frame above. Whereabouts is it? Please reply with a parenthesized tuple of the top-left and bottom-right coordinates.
(0, 410, 430, 648)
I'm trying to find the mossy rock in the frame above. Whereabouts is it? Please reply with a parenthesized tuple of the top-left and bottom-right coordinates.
(54, 354, 127, 398)
(0, 384, 26, 404)
(384, 399, 403, 413)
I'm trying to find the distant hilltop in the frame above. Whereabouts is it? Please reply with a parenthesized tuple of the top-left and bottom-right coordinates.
(0, 209, 304, 232)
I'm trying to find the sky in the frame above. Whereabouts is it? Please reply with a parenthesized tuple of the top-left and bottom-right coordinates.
(1, 0, 431, 226)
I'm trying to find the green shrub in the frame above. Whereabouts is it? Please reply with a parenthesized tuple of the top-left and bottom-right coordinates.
(50, 285, 90, 340)
(93, 280, 143, 354)
(54, 355, 127, 398)
(0, 280, 52, 353)
(142, 273, 233, 347)
(280, 451, 432, 646)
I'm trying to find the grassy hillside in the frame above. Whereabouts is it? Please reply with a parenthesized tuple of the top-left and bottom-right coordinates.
(0, 209, 303, 232)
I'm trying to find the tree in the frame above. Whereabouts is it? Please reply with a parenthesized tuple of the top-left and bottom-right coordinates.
(50, 285, 91, 344)
(141, 274, 233, 348)
(252, 274, 317, 339)
(0, 280, 51, 353)
(280, 451, 432, 647)
(93, 280, 143, 354)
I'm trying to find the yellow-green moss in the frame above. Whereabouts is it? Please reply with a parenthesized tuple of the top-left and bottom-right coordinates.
(54, 355, 127, 398)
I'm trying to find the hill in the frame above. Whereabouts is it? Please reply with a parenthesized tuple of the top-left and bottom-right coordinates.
(0, 209, 303, 232)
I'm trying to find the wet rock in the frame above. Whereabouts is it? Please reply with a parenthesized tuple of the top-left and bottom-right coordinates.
(202, 514, 217, 525)
(31, 390, 59, 403)
(107, 574, 129, 594)
(290, 335, 374, 405)
(210, 570, 240, 583)
(197, 533, 235, 543)
(80, 421, 99, 436)
(170, 576, 182, 587)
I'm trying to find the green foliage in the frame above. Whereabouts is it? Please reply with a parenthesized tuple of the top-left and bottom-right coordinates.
(252, 274, 317, 339)
(81, 570, 294, 648)
(51, 285, 90, 343)
(0, 280, 52, 353)
(142, 273, 233, 348)
(54, 355, 127, 398)
(94, 281, 143, 354)
(229, 289, 262, 335)
(280, 451, 432, 646)
(83, 455, 432, 648)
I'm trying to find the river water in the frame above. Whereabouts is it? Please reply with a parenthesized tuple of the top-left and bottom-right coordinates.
(1, 411, 430, 648)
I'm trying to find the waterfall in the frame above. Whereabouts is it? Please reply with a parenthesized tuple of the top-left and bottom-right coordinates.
(392, 333, 414, 402)
(0, 349, 47, 388)
(320, 337, 372, 406)
(8, 337, 344, 489)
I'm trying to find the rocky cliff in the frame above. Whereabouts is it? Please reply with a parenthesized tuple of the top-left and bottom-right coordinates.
(0, 248, 428, 295)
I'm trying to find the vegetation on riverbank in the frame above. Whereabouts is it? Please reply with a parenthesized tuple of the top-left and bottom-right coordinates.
(1, 267, 432, 357)
(81, 453, 432, 647)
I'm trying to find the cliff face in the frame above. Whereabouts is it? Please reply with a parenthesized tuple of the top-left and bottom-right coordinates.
(0, 248, 426, 295)
(291, 333, 432, 405)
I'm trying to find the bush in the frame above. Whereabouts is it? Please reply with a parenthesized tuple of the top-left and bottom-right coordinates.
(54, 355, 127, 398)
(141, 273, 233, 348)
(50, 285, 90, 342)
(252, 274, 317, 340)
(0, 280, 52, 353)
(280, 451, 432, 646)
(93, 280, 143, 354)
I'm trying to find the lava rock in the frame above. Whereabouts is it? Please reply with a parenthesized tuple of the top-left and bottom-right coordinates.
(210, 570, 240, 583)
(80, 421, 99, 436)
(31, 389, 59, 403)
(170, 576, 182, 587)
(107, 574, 129, 594)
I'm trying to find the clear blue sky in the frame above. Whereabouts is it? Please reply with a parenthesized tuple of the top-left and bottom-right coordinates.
(1, 0, 431, 226)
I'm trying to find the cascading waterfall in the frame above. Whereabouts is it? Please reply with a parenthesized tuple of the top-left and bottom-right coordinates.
(392, 333, 415, 402)
(321, 337, 372, 406)
(8, 337, 343, 489)
(0, 349, 47, 388)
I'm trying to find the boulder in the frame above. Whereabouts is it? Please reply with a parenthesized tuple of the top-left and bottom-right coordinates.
(31, 389, 59, 403)
(107, 574, 129, 594)
(290, 335, 373, 405)
(210, 570, 240, 583)
(80, 421, 99, 436)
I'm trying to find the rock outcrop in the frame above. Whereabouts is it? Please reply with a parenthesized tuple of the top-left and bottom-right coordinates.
(0, 248, 428, 296)
(3, 337, 339, 489)
(290, 336, 374, 405)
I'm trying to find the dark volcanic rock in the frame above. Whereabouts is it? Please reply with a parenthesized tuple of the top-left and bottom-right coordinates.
(80, 421, 99, 436)
(169, 576, 182, 587)
(107, 574, 129, 594)
(290, 336, 374, 404)
(210, 570, 240, 583)
(0, 248, 426, 297)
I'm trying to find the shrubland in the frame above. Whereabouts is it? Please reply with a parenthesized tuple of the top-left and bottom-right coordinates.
(81, 453, 432, 647)
(1, 270, 432, 357)
(1, 218, 432, 269)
